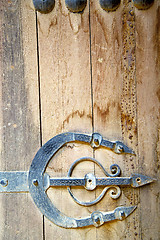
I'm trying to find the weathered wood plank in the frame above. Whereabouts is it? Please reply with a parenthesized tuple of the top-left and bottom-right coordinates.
(0, 0, 43, 239)
(120, 1, 140, 238)
(0, 0, 159, 239)
(135, 2, 160, 239)
(90, 0, 140, 239)
(36, 0, 96, 238)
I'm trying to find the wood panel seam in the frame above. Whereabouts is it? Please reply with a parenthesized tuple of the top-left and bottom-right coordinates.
(35, 10, 44, 240)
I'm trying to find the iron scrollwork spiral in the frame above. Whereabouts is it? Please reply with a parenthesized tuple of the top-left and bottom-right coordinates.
(67, 157, 122, 206)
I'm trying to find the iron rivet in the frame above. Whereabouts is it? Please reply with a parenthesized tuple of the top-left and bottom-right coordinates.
(0, 179, 8, 187)
(99, 0, 121, 12)
(33, 0, 55, 14)
(132, 0, 154, 10)
(33, 179, 38, 186)
(65, 0, 87, 13)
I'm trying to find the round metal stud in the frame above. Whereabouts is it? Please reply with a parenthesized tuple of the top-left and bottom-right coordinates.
(0, 178, 8, 187)
(33, 0, 55, 14)
(99, 0, 121, 12)
(65, 0, 87, 13)
(132, 0, 154, 10)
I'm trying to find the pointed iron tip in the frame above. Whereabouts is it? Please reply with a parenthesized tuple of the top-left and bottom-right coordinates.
(114, 142, 136, 155)
(131, 150, 136, 155)
(115, 206, 137, 220)
(131, 174, 156, 188)
(125, 205, 137, 217)
(123, 145, 136, 155)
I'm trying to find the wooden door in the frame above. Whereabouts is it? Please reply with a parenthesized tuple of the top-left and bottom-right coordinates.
(0, 0, 159, 239)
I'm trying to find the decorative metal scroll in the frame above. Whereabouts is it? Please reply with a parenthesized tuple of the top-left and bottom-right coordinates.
(0, 132, 155, 228)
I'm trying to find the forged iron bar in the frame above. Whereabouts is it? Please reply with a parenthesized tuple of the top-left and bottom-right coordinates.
(49, 176, 131, 187)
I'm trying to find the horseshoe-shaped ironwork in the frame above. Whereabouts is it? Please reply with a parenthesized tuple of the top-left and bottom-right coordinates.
(28, 132, 136, 228)
(0, 132, 155, 228)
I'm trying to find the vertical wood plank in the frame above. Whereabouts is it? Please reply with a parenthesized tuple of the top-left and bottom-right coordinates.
(135, 2, 160, 239)
(90, 1, 124, 239)
(90, 0, 123, 203)
(37, 0, 96, 239)
(90, 0, 140, 239)
(120, 1, 140, 239)
(0, 0, 43, 239)
(0, 0, 158, 239)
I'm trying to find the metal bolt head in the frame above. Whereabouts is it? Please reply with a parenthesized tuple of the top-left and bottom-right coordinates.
(99, 0, 121, 12)
(65, 0, 87, 13)
(132, 0, 154, 10)
(33, 0, 55, 14)
(0, 178, 8, 187)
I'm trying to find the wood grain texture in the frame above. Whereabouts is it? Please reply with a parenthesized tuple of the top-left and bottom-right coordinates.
(136, 1, 160, 239)
(90, 0, 137, 239)
(0, 0, 43, 239)
(90, 0, 159, 239)
(0, 0, 159, 239)
(36, 0, 96, 239)
(120, 1, 140, 238)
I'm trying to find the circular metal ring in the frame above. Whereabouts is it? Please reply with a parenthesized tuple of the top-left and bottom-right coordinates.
(67, 157, 121, 206)
(28, 132, 95, 228)
(28, 132, 131, 228)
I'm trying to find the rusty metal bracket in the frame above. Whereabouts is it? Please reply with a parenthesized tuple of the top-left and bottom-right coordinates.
(0, 132, 155, 228)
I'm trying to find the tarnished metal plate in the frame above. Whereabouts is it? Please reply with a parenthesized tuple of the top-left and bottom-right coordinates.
(0, 171, 28, 192)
